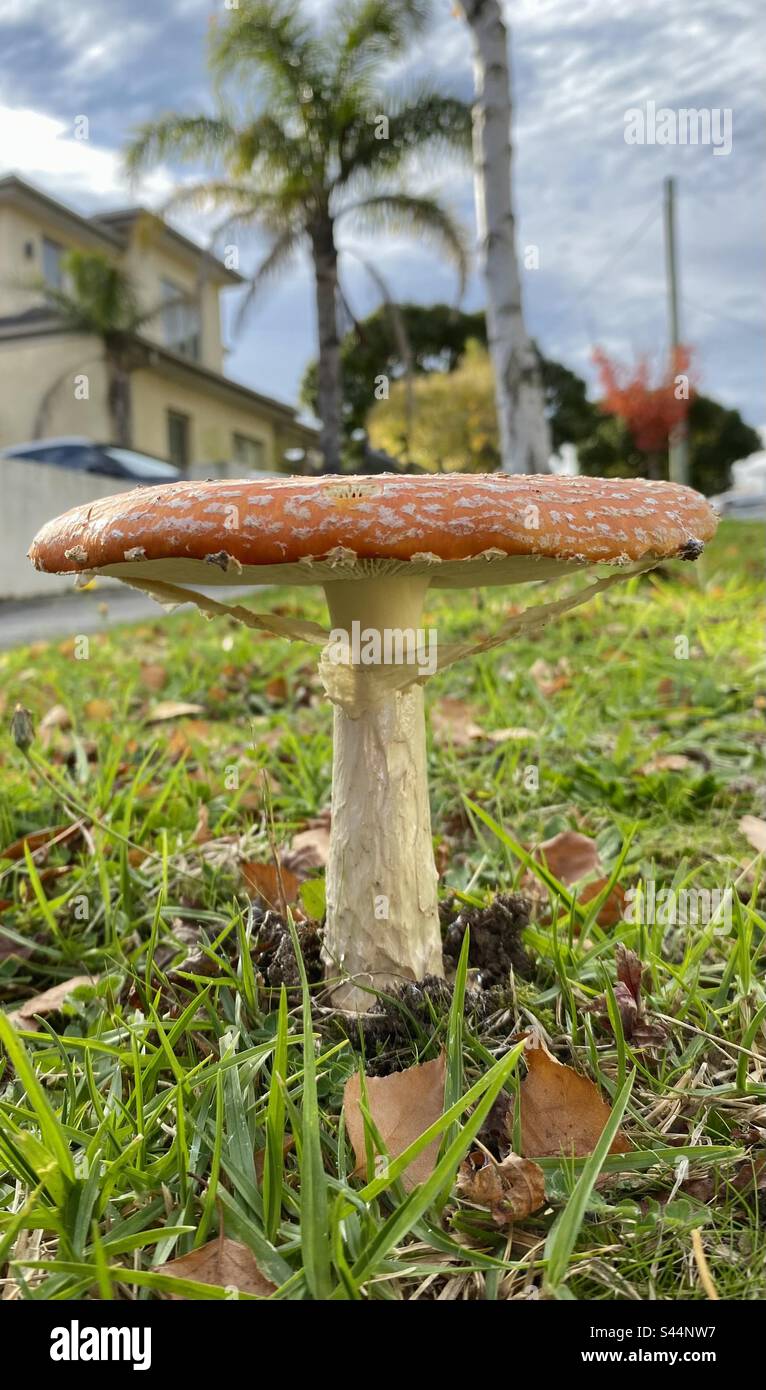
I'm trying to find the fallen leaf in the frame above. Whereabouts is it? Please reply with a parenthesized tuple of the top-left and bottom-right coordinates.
(265, 675, 288, 703)
(639, 753, 693, 774)
(8, 974, 95, 1027)
(191, 802, 212, 846)
(529, 657, 570, 697)
(457, 1150, 545, 1224)
(0, 932, 34, 960)
(657, 676, 676, 702)
(254, 1136, 295, 1184)
(83, 698, 113, 721)
(39, 704, 71, 734)
(139, 662, 169, 692)
(155, 1235, 276, 1299)
(431, 698, 484, 746)
(740, 816, 766, 855)
(579, 877, 627, 926)
(0, 823, 83, 863)
(241, 860, 300, 909)
(165, 720, 212, 759)
(533, 830, 601, 885)
(282, 813, 331, 874)
(519, 1041, 631, 1158)
(145, 700, 205, 724)
(343, 1052, 446, 1191)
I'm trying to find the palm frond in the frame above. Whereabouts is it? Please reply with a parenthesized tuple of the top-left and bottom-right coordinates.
(211, 1, 319, 100)
(38, 250, 145, 337)
(339, 91, 472, 184)
(339, 193, 470, 296)
(234, 227, 306, 333)
(124, 114, 235, 180)
(332, 0, 430, 80)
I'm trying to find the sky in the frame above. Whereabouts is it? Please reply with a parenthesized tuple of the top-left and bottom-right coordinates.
(0, 0, 763, 432)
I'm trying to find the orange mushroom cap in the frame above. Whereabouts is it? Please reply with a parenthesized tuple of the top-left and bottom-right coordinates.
(29, 473, 717, 579)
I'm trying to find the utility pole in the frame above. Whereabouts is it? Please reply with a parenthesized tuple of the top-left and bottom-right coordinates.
(663, 176, 689, 485)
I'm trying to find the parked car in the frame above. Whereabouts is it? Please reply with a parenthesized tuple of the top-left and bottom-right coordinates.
(710, 488, 766, 520)
(0, 438, 181, 484)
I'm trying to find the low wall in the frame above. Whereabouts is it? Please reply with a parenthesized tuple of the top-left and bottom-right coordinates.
(0, 458, 131, 598)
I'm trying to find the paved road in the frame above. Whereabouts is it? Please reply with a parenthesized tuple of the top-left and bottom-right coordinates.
(0, 583, 256, 650)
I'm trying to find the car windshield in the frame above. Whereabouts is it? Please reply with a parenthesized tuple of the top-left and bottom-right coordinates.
(105, 448, 179, 479)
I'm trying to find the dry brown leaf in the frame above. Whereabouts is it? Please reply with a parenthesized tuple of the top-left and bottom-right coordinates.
(265, 675, 288, 703)
(39, 704, 71, 734)
(529, 657, 571, 697)
(191, 802, 212, 846)
(145, 700, 206, 724)
(165, 720, 212, 760)
(430, 698, 484, 746)
(155, 1236, 276, 1299)
(457, 1151, 545, 1224)
(519, 1042, 631, 1158)
(8, 974, 95, 1027)
(0, 823, 83, 863)
(282, 814, 331, 874)
(740, 815, 766, 855)
(83, 698, 113, 721)
(139, 662, 169, 692)
(579, 877, 627, 927)
(343, 1052, 446, 1191)
(639, 753, 693, 774)
(533, 829, 602, 885)
(241, 860, 300, 909)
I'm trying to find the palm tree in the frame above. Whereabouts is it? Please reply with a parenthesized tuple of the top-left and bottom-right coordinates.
(460, 0, 550, 473)
(125, 0, 472, 472)
(35, 248, 158, 446)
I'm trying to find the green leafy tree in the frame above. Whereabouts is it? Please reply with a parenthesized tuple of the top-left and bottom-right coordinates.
(125, 0, 472, 472)
(367, 339, 500, 471)
(34, 248, 160, 446)
(300, 302, 487, 443)
(302, 302, 602, 464)
(578, 394, 760, 494)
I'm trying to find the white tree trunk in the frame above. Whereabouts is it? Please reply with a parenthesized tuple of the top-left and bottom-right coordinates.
(463, 0, 550, 474)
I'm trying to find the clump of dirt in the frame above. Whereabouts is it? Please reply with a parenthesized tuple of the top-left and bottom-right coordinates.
(336, 971, 520, 1076)
(442, 892, 533, 987)
(254, 912, 324, 988)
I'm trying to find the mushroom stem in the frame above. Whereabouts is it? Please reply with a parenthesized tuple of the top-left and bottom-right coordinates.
(321, 575, 443, 1009)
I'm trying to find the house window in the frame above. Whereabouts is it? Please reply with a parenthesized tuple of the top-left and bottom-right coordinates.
(42, 237, 65, 290)
(232, 432, 266, 473)
(167, 410, 191, 470)
(161, 278, 201, 361)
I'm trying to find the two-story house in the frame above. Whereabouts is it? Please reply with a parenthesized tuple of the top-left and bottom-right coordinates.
(0, 175, 316, 471)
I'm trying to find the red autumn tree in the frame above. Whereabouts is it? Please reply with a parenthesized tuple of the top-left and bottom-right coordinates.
(592, 346, 694, 478)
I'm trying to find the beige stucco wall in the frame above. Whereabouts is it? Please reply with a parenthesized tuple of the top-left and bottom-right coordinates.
(130, 368, 276, 467)
(0, 202, 225, 373)
(0, 333, 111, 444)
(0, 204, 101, 316)
(115, 219, 224, 373)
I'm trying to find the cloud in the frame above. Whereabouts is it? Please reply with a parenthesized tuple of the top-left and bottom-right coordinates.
(0, 104, 172, 208)
(0, 0, 762, 428)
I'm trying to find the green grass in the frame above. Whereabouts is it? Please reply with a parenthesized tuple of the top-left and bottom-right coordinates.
(0, 518, 764, 1301)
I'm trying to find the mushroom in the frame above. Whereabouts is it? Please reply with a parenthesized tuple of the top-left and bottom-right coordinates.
(29, 474, 717, 1009)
